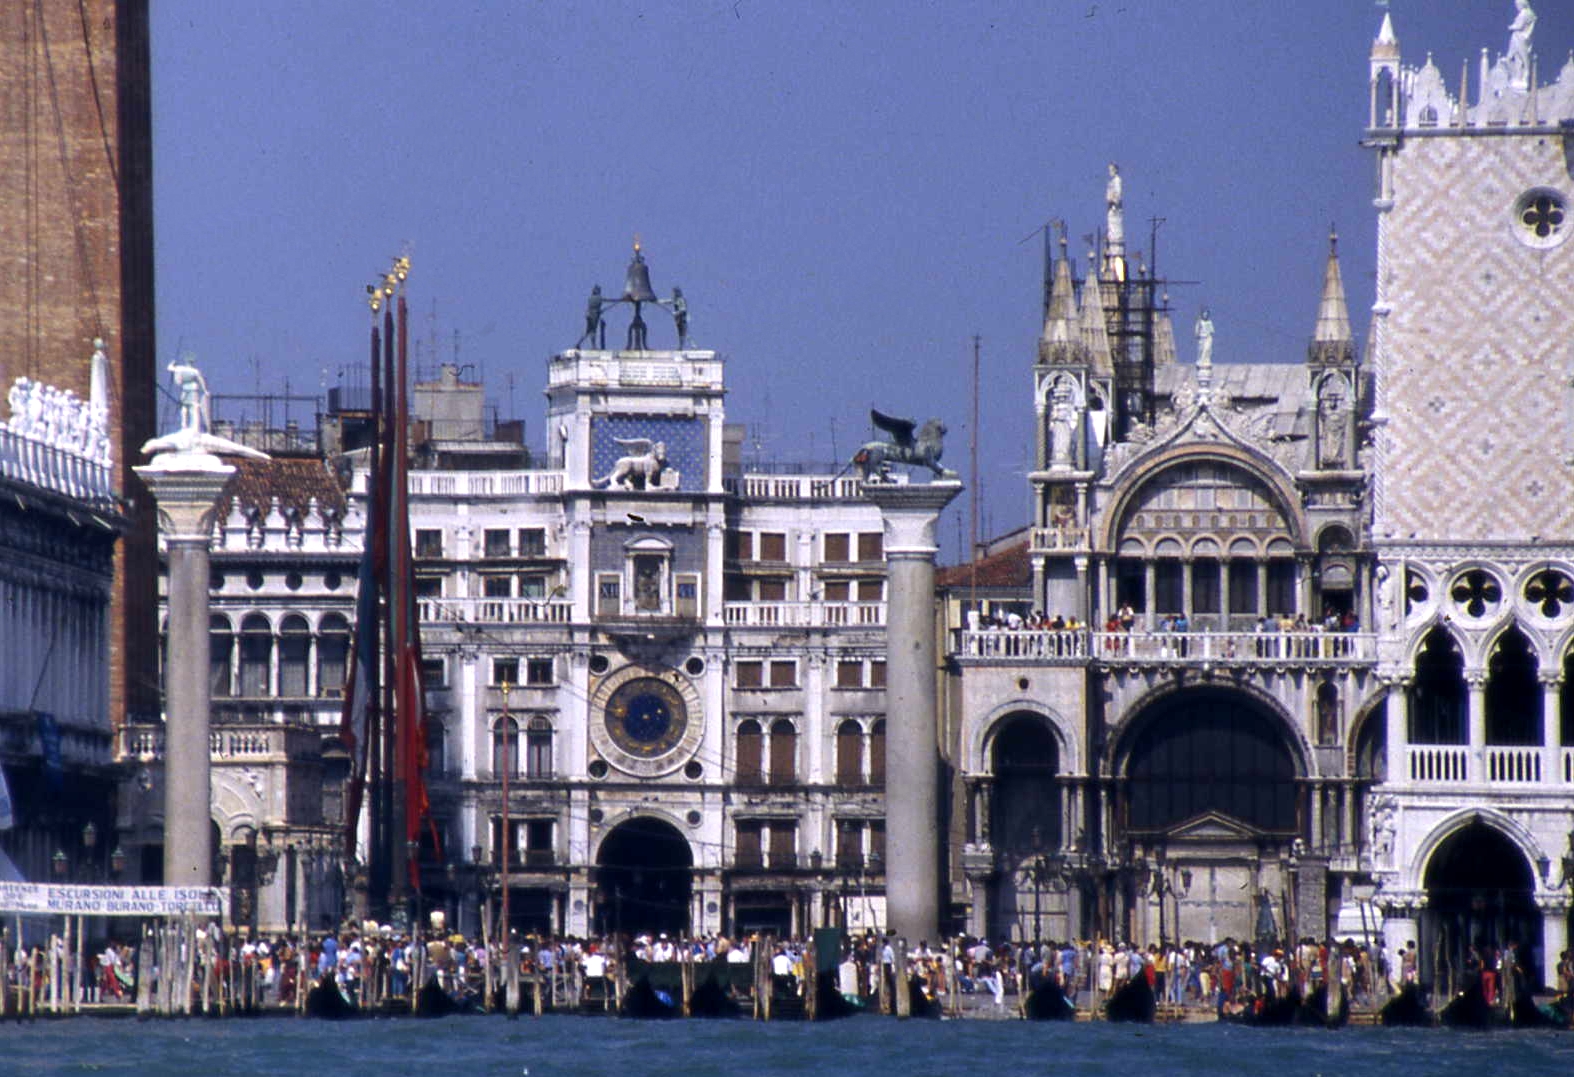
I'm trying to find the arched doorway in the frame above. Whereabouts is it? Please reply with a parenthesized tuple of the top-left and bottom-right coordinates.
(1116, 687, 1302, 946)
(1421, 820, 1542, 991)
(987, 714, 1066, 943)
(595, 817, 693, 938)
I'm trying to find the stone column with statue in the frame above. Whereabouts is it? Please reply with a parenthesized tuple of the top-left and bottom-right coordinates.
(856, 409, 961, 944)
(135, 362, 268, 889)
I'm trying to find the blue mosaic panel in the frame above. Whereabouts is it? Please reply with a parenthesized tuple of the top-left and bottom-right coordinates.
(591, 415, 706, 492)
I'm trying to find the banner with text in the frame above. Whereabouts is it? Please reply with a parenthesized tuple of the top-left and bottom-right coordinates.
(0, 883, 227, 917)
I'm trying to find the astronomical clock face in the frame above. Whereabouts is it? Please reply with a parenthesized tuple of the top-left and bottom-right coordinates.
(605, 677, 688, 758)
(589, 664, 705, 778)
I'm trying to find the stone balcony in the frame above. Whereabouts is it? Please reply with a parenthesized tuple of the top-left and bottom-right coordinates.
(418, 597, 574, 625)
(117, 722, 323, 762)
(723, 474, 867, 501)
(723, 601, 884, 628)
(1029, 526, 1089, 551)
(1402, 744, 1574, 788)
(952, 629, 1377, 668)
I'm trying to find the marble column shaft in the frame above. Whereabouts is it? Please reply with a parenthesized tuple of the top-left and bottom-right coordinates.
(865, 482, 961, 945)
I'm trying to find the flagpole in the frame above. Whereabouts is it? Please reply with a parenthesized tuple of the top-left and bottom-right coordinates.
(391, 262, 412, 919)
(379, 274, 398, 923)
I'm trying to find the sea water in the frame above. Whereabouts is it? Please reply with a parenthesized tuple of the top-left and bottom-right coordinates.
(2, 1016, 1570, 1077)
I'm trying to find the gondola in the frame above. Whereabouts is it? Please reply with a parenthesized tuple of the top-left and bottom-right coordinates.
(414, 977, 476, 1017)
(1297, 983, 1349, 1028)
(1378, 983, 1433, 1027)
(812, 975, 862, 1020)
(304, 972, 359, 1020)
(619, 975, 680, 1019)
(687, 974, 742, 1018)
(1104, 976, 1156, 1023)
(1024, 979, 1076, 1020)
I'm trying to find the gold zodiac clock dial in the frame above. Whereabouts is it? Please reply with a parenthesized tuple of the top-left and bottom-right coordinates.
(604, 677, 688, 759)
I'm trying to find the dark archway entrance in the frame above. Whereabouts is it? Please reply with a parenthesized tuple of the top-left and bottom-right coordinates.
(1115, 688, 1302, 946)
(1122, 688, 1299, 834)
(595, 817, 693, 938)
(991, 714, 1061, 852)
(1422, 821, 1542, 991)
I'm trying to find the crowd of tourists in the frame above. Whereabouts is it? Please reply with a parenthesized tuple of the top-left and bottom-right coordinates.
(14, 922, 1574, 1016)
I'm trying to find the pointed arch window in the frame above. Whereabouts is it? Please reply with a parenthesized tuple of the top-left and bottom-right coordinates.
(1486, 628, 1541, 745)
(1409, 628, 1465, 745)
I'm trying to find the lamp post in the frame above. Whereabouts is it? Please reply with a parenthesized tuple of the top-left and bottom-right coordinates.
(499, 679, 512, 942)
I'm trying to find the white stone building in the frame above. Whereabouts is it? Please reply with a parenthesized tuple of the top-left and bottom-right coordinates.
(937, 7, 1574, 989)
(0, 371, 124, 890)
(403, 248, 892, 938)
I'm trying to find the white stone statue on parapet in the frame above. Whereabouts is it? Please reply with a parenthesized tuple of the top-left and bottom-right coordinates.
(1508, 0, 1536, 89)
(141, 358, 269, 469)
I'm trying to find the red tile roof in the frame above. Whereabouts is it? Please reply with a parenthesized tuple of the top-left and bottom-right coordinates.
(937, 540, 1030, 590)
(217, 456, 347, 523)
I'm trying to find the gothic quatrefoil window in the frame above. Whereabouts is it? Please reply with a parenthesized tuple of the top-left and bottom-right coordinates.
(1512, 188, 1569, 250)
(1525, 569, 1574, 618)
(1450, 569, 1502, 619)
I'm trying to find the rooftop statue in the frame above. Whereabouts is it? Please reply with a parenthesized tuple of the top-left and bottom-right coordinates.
(1194, 308, 1214, 370)
(840, 409, 957, 482)
(1105, 163, 1124, 251)
(141, 358, 267, 464)
(1508, 0, 1536, 89)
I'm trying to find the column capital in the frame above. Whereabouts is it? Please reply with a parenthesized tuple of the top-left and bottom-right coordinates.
(133, 459, 235, 540)
(862, 481, 963, 557)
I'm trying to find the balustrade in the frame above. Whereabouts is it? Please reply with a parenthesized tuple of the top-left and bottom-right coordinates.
(722, 601, 884, 628)
(1408, 745, 1468, 783)
(1485, 746, 1543, 783)
(417, 597, 574, 625)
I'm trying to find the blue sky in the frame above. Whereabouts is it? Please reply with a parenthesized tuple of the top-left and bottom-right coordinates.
(150, 2, 1573, 561)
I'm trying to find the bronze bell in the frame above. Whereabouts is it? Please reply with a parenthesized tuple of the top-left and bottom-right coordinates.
(622, 245, 657, 304)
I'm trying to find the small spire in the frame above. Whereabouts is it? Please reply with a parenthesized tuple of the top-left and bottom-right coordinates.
(1038, 254, 1084, 365)
(1080, 265, 1113, 376)
(1376, 11, 1396, 45)
(1371, 11, 1399, 61)
(1310, 229, 1355, 365)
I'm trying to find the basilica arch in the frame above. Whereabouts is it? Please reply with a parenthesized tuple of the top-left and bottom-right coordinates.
(1111, 685, 1306, 836)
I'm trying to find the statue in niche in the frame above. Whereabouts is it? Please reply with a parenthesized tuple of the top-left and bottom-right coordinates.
(1105, 163, 1124, 251)
(1048, 379, 1076, 467)
(1508, 0, 1536, 89)
(1368, 794, 1397, 862)
(1318, 380, 1348, 467)
(634, 556, 662, 612)
(1194, 308, 1214, 370)
(592, 437, 668, 490)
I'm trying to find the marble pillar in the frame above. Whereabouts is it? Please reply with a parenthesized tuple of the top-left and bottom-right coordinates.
(134, 454, 234, 889)
(864, 480, 962, 944)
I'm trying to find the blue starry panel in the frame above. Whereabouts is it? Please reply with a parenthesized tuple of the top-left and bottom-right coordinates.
(591, 415, 706, 492)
